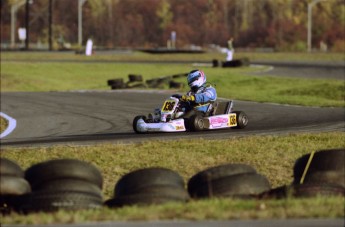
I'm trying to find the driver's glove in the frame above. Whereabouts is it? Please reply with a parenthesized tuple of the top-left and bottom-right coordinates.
(181, 95, 195, 102)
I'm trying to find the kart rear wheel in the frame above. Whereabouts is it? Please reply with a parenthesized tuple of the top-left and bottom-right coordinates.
(132, 115, 146, 134)
(189, 113, 205, 131)
(233, 111, 248, 129)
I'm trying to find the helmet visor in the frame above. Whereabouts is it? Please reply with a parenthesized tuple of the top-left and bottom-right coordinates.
(188, 75, 200, 86)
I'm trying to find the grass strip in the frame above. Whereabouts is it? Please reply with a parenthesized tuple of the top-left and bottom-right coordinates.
(1, 62, 344, 107)
(1, 51, 344, 63)
(2, 197, 343, 225)
(0, 116, 8, 134)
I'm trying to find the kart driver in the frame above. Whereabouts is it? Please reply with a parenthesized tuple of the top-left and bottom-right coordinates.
(177, 69, 217, 117)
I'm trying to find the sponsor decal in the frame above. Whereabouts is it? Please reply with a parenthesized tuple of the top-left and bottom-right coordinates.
(175, 125, 185, 130)
(209, 116, 229, 128)
(210, 116, 229, 124)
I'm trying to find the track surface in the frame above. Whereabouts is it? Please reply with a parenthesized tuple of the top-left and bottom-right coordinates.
(1, 91, 344, 147)
(0, 62, 344, 147)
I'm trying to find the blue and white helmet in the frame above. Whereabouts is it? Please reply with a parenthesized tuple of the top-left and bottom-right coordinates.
(187, 70, 206, 91)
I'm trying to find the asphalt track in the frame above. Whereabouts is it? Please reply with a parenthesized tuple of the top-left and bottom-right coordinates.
(0, 62, 344, 147)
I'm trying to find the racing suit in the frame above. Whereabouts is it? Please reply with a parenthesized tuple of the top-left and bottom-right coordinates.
(181, 84, 217, 117)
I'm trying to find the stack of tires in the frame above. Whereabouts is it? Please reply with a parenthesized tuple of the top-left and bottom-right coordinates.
(290, 148, 344, 197)
(221, 58, 250, 68)
(146, 77, 172, 89)
(126, 74, 146, 88)
(188, 163, 270, 199)
(261, 149, 345, 199)
(107, 78, 125, 89)
(107, 74, 146, 90)
(17, 159, 104, 213)
(0, 158, 31, 214)
(105, 167, 189, 207)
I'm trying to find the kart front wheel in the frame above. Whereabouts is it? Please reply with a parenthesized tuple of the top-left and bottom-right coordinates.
(233, 111, 248, 129)
(133, 115, 146, 134)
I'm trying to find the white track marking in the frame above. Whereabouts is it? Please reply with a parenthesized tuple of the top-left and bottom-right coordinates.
(0, 112, 17, 139)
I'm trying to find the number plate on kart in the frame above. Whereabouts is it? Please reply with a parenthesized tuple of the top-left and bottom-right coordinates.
(229, 113, 237, 127)
(161, 100, 176, 112)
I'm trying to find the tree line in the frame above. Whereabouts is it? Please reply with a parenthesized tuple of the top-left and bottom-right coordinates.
(1, 0, 344, 51)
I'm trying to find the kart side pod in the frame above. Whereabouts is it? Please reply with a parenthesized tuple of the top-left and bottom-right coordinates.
(133, 117, 186, 133)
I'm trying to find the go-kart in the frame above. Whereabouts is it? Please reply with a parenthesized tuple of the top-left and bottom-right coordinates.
(133, 96, 248, 133)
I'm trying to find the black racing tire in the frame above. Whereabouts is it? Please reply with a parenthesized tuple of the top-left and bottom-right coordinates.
(17, 191, 103, 213)
(233, 111, 248, 129)
(172, 73, 187, 79)
(222, 59, 248, 68)
(212, 59, 219, 67)
(114, 167, 185, 197)
(260, 182, 345, 199)
(25, 159, 103, 189)
(145, 78, 160, 88)
(111, 84, 125, 90)
(0, 175, 31, 195)
(189, 113, 205, 131)
(121, 185, 189, 197)
(188, 163, 257, 196)
(0, 158, 24, 177)
(107, 78, 124, 86)
(128, 74, 143, 82)
(293, 149, 344, 184)
(297, 170, 345, 187)
(125, 82, 147, 89)
(292, 183, 345, 198)
(132, 115, 147, 134)
(0, 195, 19, 214)
(146, 78, 167, 88)
(169, 81, 184, 89)
(189, 173, 270, 199)
(105, 190, 189, 208)
(222, 60, 242, 67)
(258, 185, 288, 199)
(261, 183, 345, 199)
(32, 179, 103, 198)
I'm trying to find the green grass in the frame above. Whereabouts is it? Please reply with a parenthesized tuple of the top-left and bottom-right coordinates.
(2, 198, 344, 224)
(1, 51, 344, 62)
(1, 61, 344, 107)
(1, 132, 344, 224)
(0, 116, 8, 134)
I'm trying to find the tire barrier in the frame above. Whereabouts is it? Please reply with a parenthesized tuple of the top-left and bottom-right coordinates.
(107, 78, 125, 89)
(260, 183, 345, 199)
(188, 163, 270, 199)
(260, 148, 345, 199)
(212, 59, 219, 67)
(0, 158, 31, 214)
(293, 149, 344, 187)
(128, 74, 143, 82)
(169, 81, 184, 89)
(105, 167, 189, 207)
(211, 58, 250, 68)
(222, 58, 250, 68)
(16, 159, 104, 213)
(17, 191, 103, 213)
(2, 148, 343, 214)
(108, 73, 187, 90)
(25, 159, 103, 189)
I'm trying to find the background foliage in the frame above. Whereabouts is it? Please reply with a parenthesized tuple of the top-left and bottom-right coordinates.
(1, 0, 344, 51)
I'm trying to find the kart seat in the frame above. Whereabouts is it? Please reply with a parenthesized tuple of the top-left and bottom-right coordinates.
(212, 101, 233, 115)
